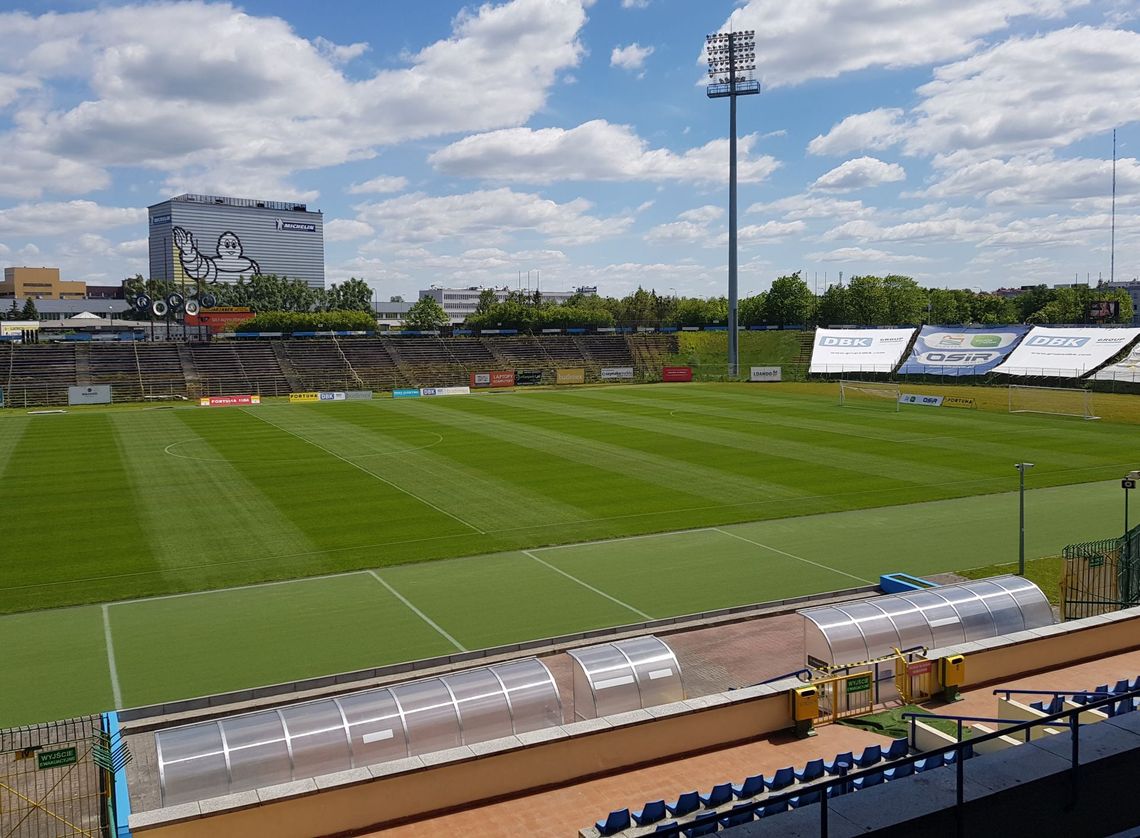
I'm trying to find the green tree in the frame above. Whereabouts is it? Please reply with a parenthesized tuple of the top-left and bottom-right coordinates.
(329, 278, 373, 311)
(738, 292, 768, 327)
(475, 289, 498, 315)
(1014, 285, 1052, 323)
(970, 293, 1018, 325)
(925, 288, 963, 324)
(845, 276, 886, 325)
(404, 296, 449, 330)
(763, 273, 815, 327)
(815, 283, 849, 325)
(881, 275, 927, 324)
(4, 298, 19, 320)
(20, 298, 39, 320)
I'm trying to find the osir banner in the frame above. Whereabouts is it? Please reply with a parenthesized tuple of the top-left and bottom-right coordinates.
(992, 327, 1140, 377)
(897, 326, 1025, 375)
(600, 366, 634, 380)
(68, 385, 112, 405)
(749, 366, 782, 382)
(556, 368, 585, 385)
(898, 393, 944, 407)
(809, 328, 916, 374)
(1093, 342, 1140, 383)
(200, 395, 261, 407)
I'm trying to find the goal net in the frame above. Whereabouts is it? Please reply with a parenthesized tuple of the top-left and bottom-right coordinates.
(839, 380, 900, 411)
(1008, 384, 1099, 420)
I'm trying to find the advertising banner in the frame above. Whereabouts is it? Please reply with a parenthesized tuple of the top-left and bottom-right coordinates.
(1093, 343, 1140, 383)
(471, 371, 515, 388)
(943, 396, 977, 409)
(67, 385, 112, 405)
(199, 395, 261, 407)
(992, 327, 1140, 377)
(601, 366, 635, 381)
(556, 368, 585, 385)
(515, 369, 543, 386)
(345, 390, 373, 400)
(749, 366, 783, 382)
(897, 326, 1026, 376)
(662, 366, 693, 382)
(392, 389, 422, 399)
(898, 393, 944, 407)
(289, 391, 347, 402)
(185, 307, 255, 334)
(809, 328, 916, 374)
(0, 386, 4, 408)
(420, 386, 471, 397)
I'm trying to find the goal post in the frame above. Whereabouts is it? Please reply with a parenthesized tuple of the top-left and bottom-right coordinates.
(1008, 384, 1099, 420)
(839, 380, 900, 411)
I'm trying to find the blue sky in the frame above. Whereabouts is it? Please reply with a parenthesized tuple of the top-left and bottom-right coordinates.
(0, 0, 1137, 300)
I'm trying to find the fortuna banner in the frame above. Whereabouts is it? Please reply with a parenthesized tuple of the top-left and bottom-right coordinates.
(992, 327, 1140, 377)
(809, 328, 916, 374)
(897, 326, 1026, 376)
(200, 395, 261, 406)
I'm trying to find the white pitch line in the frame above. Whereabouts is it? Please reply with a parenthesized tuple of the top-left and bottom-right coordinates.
(713, 528, 872, 584)
(107, 570, 374, 607)
(531, 527, 719, 552)
(522, 550, 653, 620)
(366, 570, 466, 651)
(102, 605, 123, 709)
(240, 407, 485, 534)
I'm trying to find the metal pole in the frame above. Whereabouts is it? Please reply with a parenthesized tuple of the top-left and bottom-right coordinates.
(1019, 466, 1026, 577)
(727, 36, 739, 379)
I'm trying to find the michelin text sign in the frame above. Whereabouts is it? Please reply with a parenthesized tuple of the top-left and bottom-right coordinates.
(68, 385, 112, 405)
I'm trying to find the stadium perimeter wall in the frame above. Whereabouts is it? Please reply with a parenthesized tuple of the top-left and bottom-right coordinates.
(129, 605, 1140, 837)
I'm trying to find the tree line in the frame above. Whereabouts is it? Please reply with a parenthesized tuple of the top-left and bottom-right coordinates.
(403, 274, 1135, 331)
(121, 273, 375, 315)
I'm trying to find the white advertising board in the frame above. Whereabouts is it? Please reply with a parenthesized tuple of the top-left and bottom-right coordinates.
(749, 366, 783, 382)
(1093, 343, 1140, 383)
(600, 367, 634, 380)
(68, 385, 112, 405)
(809, 328, 916, 374)
(420, 386, 471, 397)
(992, 327, 1140, 377)
(899, 393, 944, 407)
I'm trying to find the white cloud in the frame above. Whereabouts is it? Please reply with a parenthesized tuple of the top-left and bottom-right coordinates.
(314, 36, 368, 65)
(821, 214, 999, 244)
(808, 109, 907, 157)
(621, 0, 650, 8)
(811, 157, 905, 192)
(325, 219, 375, 242)
(352, 187, 632, 247)
(0, 201, 143, 236)
(347, 175, 409, 195)
(611, 42, 654, 73)
(917, 154, 1140, 207)
(736, 220, 807, 243)
(718, 0, 1079, 88)
(429, 120, 780, 184)
(747, 194, 873, 222)
(806, 246, 932, 263)
(678, 205, 723, 223)
(0, 0, 590, 198)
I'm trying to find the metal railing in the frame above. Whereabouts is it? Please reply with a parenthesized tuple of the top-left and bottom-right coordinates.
(646, 686, 1140, 838)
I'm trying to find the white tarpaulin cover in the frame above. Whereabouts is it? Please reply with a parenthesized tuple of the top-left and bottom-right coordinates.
(992, 326, 1140, 377)
(809, 328, 916, 374)
(1093, 342, 1140, 382)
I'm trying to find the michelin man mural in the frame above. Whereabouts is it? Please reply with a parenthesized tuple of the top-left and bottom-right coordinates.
(173, 226, 261, 282)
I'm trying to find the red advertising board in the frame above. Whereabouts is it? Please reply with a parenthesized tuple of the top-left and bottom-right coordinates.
(185, 308, 255, 334)
(199, 395, 261, 407)
(470, 370, 515, 388)
(662, 366, 693, 382)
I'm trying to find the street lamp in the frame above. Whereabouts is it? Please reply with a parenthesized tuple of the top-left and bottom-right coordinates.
(1015, 463, 1034, 576)
(1124, 470, 1138, 540)
(705, 30, 759, 379)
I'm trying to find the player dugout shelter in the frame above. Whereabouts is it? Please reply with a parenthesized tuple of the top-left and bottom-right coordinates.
(568, 636, 683, 720)
(155, 658, 560, 806)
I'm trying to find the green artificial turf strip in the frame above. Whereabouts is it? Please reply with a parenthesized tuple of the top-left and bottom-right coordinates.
(0, 606, 112, 726)
(959, 556, 1065, 604)
(838, 704, 972, 740)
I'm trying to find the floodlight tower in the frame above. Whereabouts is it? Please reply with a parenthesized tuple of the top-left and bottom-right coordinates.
(706, 29, 759, 378)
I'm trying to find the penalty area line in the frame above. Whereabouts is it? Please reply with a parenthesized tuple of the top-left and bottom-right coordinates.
(713, 527, 873, 584)
(522, 550, 652, 621)
(366, 570, 466, 652)
(102, 605, 123, 709)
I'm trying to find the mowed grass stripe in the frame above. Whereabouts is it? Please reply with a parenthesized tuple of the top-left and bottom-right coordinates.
(400, 396, 789, 509)
(257, 402, 586, 532)
(0, 414, 159, 610)
(174, 408, 473, 548)
(0, 415, 30, 477)
(111, 411, 318, 585)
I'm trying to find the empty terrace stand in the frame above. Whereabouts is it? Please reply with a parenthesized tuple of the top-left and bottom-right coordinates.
(628, 333, 677, 374)
(484, 335, 551, 368)
(3, 343, 78, 406)
(191, 342, 290, 396)
(336, 339, 405, 390)
(87, 343, 145, 402)
(385, 337, 468, 388)
(575, 335, 635, 368)
(444, 337, 498, 367)
(280, 339, 360, 391)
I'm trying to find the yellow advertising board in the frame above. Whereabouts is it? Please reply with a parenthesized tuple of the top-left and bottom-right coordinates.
(289, 392, 320, 402)
(556, 368, 585, 385)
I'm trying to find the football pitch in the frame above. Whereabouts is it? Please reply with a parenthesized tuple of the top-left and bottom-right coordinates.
(0, 382, 1135, 724)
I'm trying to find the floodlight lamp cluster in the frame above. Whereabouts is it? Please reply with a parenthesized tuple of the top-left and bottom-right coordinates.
(705, 30, 756, 84)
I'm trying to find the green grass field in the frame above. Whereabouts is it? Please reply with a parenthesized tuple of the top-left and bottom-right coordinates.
(0, 382, 1136, 724)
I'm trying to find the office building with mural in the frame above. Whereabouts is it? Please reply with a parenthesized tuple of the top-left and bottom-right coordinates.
(147, 194, 325, 290)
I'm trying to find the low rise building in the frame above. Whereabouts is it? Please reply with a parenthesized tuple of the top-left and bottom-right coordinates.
(1, 267, 86, 300)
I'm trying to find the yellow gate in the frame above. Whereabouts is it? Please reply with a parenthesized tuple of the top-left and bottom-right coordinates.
(894, 649, 936, 704)
(813, 670, 877, 726)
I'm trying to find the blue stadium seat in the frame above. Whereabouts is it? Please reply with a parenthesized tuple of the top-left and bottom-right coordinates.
(914, 754, 944, 773)
(764, 766, 795, 792)
(757, 800, 790, 818)
(683, 814, 719, 837)
(794, 758, 824, 783)
(666, 791, 700, 818)
(633, 800, 667, 826)
(699, 782, 733, 809)
(1130, 676, 1140, 691)
(884, 762, 914, 781)
(595, 808, 631, 836)
(853, 744, 882, 768)
(719, 804, 755, 828)
(1095, 684, 1110, 695)
(1117, 697, 1136, 715)
(884, 737, 908, 760)
(824, 751, 854, 775)
(654, 822, 678, 834)
(852, 770, 885, 790)
(731, 774, 764, 800)
(1029, 700, 1043, 711)
(1047, 696, 1065, 714)
(789, 790, 822, 808)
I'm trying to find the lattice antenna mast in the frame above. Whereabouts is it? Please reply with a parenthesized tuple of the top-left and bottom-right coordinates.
(706, 30, 760, 378)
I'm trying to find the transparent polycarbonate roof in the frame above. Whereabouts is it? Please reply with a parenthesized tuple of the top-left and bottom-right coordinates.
(568, 635, 684, 720)
(156, 657, 561, 806)
(800, 575, 1053, 668)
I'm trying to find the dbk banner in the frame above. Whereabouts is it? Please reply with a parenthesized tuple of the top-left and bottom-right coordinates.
(993, 327, 1140, 378)
(809, 328, 916, 374)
